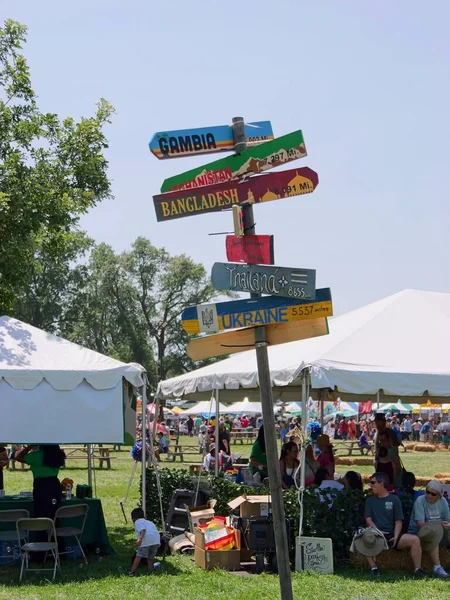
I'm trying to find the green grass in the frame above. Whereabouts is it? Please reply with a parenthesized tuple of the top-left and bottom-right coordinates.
(0, 442, 449, 599)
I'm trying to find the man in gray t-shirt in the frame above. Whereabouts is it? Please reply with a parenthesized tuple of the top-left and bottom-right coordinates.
(363, 472, 423, 577)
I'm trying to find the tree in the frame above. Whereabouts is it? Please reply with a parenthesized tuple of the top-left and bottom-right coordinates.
(0, 19, 114, 313)
(62, 238, 220, 391)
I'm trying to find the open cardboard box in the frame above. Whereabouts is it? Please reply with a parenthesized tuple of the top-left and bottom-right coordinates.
(228, 494, 271, 518)
(186, 501, 216, 532)
(194, 527, 241, 571)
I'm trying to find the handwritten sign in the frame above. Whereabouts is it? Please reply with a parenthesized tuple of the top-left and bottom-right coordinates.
(182, 289, 332, 335)
(149, 121, 273, 159)
(161, 129, 307, 192)
(211, 262, 316, 300)
(295, 537, 334, 574)
(186, 317, 329, 361)
(225, 235, 274, 265)
(153, 167, 318, 222)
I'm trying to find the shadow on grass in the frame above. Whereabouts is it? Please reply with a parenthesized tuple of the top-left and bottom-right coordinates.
(0, 525, 184, 587)
(334, 563, 429, 582)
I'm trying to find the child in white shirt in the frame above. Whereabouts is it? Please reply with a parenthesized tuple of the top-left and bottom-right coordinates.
(128, 508, 160, 575)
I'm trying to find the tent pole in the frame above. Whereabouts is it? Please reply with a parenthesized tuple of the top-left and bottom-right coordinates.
(319, 390, 324, 432)
(141, 377, 148, 516)
(215, 389, 220, 477)
(87, 444, 93, 489)
(300, 370, 308, 491)
(376, 390, 380, 411)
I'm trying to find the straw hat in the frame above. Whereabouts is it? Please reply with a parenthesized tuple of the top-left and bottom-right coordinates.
(419, 522, 444, 552)
(353, 529, 386, 557)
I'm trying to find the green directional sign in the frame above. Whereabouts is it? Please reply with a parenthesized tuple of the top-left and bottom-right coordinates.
(161, 129, 307, 192)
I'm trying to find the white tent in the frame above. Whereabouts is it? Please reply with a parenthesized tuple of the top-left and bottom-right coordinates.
(228, 398, 262, 414)
(181, 399, 229, 415)
(156, 290, 450, 402)
(0, 316, 145, 443)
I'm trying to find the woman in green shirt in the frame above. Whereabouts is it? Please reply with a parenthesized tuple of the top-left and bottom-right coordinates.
(250, 426, 268, 480)
(15, 445, 66, 518)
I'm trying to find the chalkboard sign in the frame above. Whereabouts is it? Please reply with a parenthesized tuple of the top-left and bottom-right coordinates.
(295, 536, 333, 574)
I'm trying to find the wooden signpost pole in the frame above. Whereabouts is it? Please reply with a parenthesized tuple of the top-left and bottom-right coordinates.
(232, 117, 293, 600)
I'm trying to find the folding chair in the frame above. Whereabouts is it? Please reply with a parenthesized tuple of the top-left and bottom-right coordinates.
(0, 509, 30, 565)
(54, 503, 89, 564)
(16, 518, 60, 582)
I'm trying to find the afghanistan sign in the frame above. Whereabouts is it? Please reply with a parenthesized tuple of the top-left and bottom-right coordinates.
(211, 262, 316, 300)
(181, 289, 331, 335)
(226, 235, 274, 265)
(161, 129, 307, 192)
(187, 318, 329, 361)
(149, 121, 274, 159)
(153, 167, 318, 222)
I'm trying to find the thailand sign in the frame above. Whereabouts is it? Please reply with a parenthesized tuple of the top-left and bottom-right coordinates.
(226, 235, 274, 265)
(211, 262, 317, 300)
(153, 167, 318, 222)
(161, 129, 307, 192)
(149, 121, 274, 159)
(187, 318, 329, 361)
(181, 289, 331, 335)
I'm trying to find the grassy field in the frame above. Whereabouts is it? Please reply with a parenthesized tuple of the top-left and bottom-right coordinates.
(0, 440, 449, 599)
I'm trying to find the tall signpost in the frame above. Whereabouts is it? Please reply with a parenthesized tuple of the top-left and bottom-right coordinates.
(232, 117, 293, 600)
(149, 118, 328, 600)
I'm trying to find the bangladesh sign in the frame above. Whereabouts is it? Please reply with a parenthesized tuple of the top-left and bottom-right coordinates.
(211, 262, 316, 300)
(226, 235, 274, 265)
(161, 129, 307, 192)
(149, 121, 274, 159)
(181, 288, 331, 335)
(153, 167, 318, 222)
(187, 318, 329, 361)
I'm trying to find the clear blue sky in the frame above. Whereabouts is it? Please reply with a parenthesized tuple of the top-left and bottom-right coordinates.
(3, 0, 449, 315)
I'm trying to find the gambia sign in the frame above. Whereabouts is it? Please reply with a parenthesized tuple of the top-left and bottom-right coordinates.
(149, 121, 273, 159)
(161, 129, 307, 192)
(152, 167, 318, 222)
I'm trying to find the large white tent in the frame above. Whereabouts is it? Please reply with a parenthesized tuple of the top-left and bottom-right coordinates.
(181, 399, 229, 415)
(156, 289, 450, 403)
(0, 316, 145, 443)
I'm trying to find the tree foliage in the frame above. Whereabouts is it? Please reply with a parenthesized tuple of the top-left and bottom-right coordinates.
(60, 237, 220, 391)
(0, 19, 114, 312)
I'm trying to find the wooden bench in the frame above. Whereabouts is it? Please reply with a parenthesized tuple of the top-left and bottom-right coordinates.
(230, 431, 258, 444)
(333, 440, 372, 456)
(64, 449, 116, 469)
(167, 445, 200, 462)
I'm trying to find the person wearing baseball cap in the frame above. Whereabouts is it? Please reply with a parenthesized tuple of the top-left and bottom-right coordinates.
(408, 480, 450, 578)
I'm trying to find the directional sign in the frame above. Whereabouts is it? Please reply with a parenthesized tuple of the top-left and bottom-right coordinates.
(211, 263, 317, 300)
(161, 129, 307, 192)
(153, 167, 318, 222)
(187, 318, 329, 361)
(226, 235, 274, 265)
(149, 121, 274, 160)
(181, 289, 331, 335)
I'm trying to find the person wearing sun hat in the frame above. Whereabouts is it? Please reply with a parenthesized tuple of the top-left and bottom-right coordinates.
(408, 480, 450, 578)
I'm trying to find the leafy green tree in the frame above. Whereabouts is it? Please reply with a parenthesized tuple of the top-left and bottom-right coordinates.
(62, 238, 220, 391)
(0, 19, 113, 313)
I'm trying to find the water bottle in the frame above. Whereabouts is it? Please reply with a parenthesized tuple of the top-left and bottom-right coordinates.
(66, 484, 72, 500)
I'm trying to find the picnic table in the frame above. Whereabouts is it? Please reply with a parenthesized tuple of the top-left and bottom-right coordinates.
(333, 440, 372, 456)
(167, 444, 199, 462)
(63, 446, 116, 469)
(230, 430, 258, 444)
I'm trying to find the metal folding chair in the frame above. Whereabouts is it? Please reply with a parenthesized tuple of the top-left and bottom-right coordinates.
(16, 518, 60, 582)
(0, 509, 30, 565)
(54, 503, 89, 564)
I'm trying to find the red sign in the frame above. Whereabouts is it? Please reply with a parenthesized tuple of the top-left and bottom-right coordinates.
(358, 401, 373, 415)
(152, 167, 319, 222)
(226, 235, 274, 265)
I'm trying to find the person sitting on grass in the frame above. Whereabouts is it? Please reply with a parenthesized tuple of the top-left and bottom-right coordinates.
(363, 472, 424, 578)
(407, 480, 450, 579)
(154, 432, 168, 462)
(128, 508, 160, 576)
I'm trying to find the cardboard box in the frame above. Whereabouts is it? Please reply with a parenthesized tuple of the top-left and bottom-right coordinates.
(187, 503, 216, 532)
(228, 494, 271, 518)
(194, 546, 241, 571)
(194, 527, 241, 571)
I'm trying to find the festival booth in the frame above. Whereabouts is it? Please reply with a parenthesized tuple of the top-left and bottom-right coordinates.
(0, 316, 146, 555)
